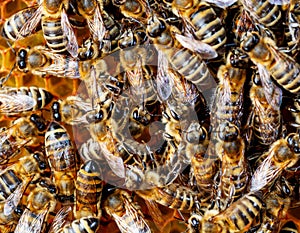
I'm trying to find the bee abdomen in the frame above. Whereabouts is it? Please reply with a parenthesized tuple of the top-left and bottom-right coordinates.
(42, 19, 67, 53)
(0, 170, 22, 201)
(2, 7, 38, 41)
(58, 216, 100, 233)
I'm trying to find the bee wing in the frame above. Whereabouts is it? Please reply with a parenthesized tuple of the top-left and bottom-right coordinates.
(175, 33, 218, 60)
(61, 7, 78, 58)
(250, 149, 282, 192)
(113, 199, 151, 233)
(99, 142, 125, 178)
(0, 93, 36, 114)
(157, 50, 174, 101)
(18, 5, 43, 39)
(14, 208, 48, 233)
(48, 206, 72, 233)
(257, 63, 282, 110)
(87, 4, 106, 43)
(204, 0, 238, 8)
(4, 180, 30, 216)
(268, 0, 290, 4)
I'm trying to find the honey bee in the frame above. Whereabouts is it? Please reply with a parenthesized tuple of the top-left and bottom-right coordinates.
(0, 151, 49, 215)
(17, 46, 80, 78)
(170, 0, 227, 54)
(188, 191, 264, 233)
(56, 216, 101, 233)
(15, 178, 57, 233)
(285, 0, 300, 57)
(211, 49, 247, 129)
(255, 176, 292, 232)
(136, 183, 198, 212)
(104, 189, 151, 233)
(240, 0, 285, 29)
(45, 121, 77, 203)
(185, 121, 219, 208)
(6, 114, 48, 147)
(0, 86, 54, 115)
(74, 160, 103, 219)
(1, 6, 41, 42)
(76, 0, 106, 44)
(51, 96, 93, 125)
(112, 0, 147, 20)
(215, 122, 249, 208)
(240, 31, 300, 94)
(146, 15, 216, 94)
(0, 202, 23, 232)
(250, 133, 300, 192)
(19, 0, 78, 57)
(246, 66, 282, 146)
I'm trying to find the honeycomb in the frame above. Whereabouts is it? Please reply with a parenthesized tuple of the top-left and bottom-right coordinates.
(0, 0, 300, 233)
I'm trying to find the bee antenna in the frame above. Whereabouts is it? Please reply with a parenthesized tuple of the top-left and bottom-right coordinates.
(0, 63, 15, 87)
(6, 41, 15, 54)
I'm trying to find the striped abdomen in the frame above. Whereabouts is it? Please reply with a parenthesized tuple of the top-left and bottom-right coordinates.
(1, 6, 39, 41)
(75, 160, 103, 217)
(188, 2, 227, 52)
(222, 191, 263, 232)
(0, 169, 22, 201)
(45, 121, 76, 171)
(42, 17, 68, 53)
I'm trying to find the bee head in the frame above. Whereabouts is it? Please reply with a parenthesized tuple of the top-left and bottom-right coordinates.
(241, 32, 260, 52)
(188, 215, 202, 232)
(287, 133, 300, 154)
(51, 101, 61, 122)
(17, 48, 28, 72)
(33, 152, 49, 171)
(30, 114, 47, 132)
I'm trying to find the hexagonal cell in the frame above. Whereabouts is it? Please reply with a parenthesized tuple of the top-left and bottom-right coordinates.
(2, 0, 28, 20)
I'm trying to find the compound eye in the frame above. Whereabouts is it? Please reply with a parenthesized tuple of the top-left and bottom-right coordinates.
(253, 74, 262, 86)
(18, 49, 27, 58)
(18, 60, 26, 70)
(287, 134, 300, 154)
(170, 109, 180, 121)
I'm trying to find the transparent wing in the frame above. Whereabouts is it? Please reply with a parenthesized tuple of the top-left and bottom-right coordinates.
(4, 180, 30, 216)
(204, 0, 238, 8)
(48, 206, 72, 233)
(157, 50, 174, 101)
(175, 33, 218, 60)
(144, 199, 166, 230)
(87, 4, 106, 43)
(18, 5, 43, 39)
(99, 141, 125, 178)
(113, 199, 151, 233)
(14, 208, 48, 233)
(250, 149, 282, 192)
(257, 63, 282, 110)
(61, 7, 78, 57)
(0, 94, 36, 114)
(268, 0, 290, 4)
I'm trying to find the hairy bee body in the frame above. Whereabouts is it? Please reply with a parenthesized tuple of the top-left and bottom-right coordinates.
(1, 6, 40, 41)
(248, 71, 281, 146)
(216, 122, 249, 206)
(0, 151, 48, 201)
(74, 160, 103, 219)
(173, 1, 227, 52)
(51, 96, 92, 125)
(241, 31, 300, 94)
(17, 46, 80, 78)
(104, 189, 151, 233)
(211, 50, 247, 129)
(45, 121, 77, 202)
(0, 86, 54, 115)
(241, 0, 283, 28)
(137, 183, 197, 212)
(147, 15, 215, 93)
